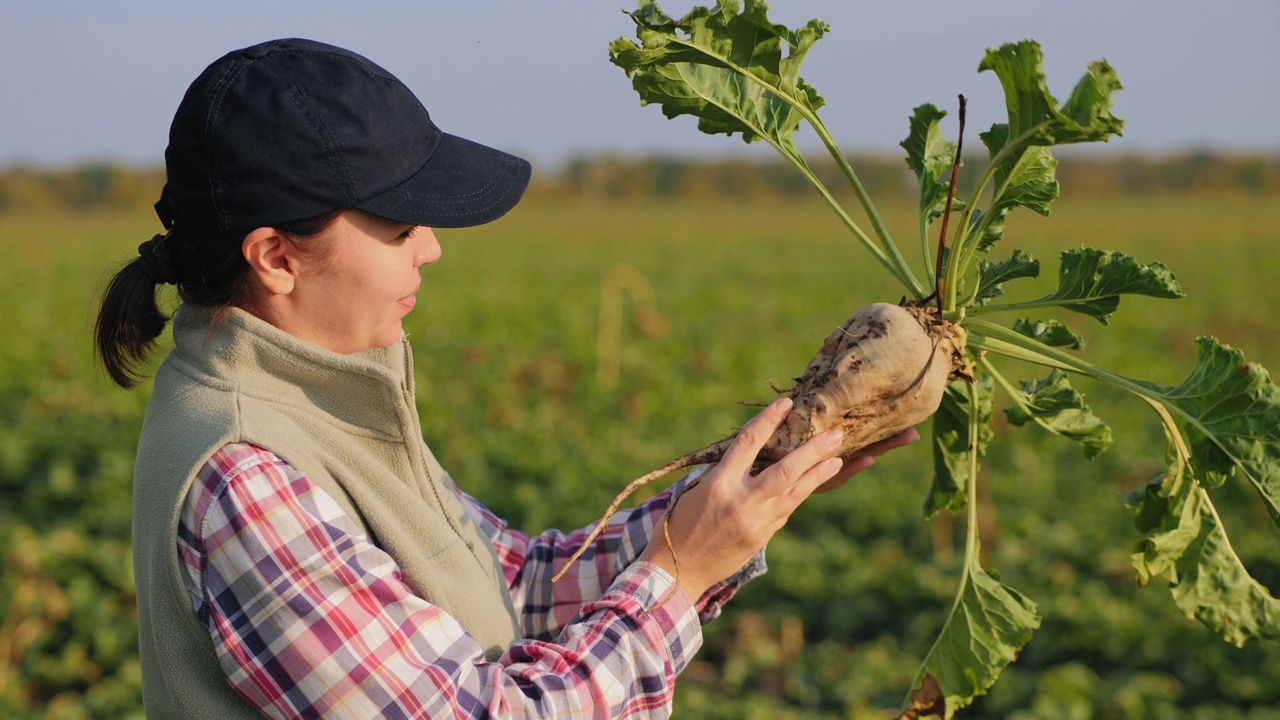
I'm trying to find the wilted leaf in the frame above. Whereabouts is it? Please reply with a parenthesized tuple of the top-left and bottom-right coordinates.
(1129, 476, 1280, 646)
(898, 674, 945, 719)
(1137, 337, 1280, 517)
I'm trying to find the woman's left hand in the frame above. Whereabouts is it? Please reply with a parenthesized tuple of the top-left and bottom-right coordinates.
(812, 428, 921, 494)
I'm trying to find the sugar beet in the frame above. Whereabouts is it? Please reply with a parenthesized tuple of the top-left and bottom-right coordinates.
(553, 301, 965, 582)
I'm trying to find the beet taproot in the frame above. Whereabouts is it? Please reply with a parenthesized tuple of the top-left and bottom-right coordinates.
(552, 301, 965, 582)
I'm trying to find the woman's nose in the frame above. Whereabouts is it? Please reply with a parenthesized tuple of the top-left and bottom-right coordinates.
(415, 227, 442, 267)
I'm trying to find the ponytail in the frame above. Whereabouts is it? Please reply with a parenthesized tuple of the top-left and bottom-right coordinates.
(94, 253, 171, 389)
(94, 211, 342, 389)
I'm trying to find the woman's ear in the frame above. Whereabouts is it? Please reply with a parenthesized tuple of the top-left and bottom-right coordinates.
(242, 227, 296, 296)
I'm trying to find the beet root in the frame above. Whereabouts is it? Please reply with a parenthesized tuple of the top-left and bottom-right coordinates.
(762, 301, 964, 461)
(551, 301, 965, 583)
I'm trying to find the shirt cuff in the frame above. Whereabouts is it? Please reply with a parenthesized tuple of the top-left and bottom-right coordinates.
(586, 560, 703, 677)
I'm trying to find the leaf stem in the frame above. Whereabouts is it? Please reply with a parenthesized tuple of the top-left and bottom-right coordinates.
(965, 333, 1077, 373)
(813, 123, 928, 298)
(967, 320, 1132, 384)
(782, 145, 895, 269)
(965, 319, 1230, 455)
(1138, 394, 1193, 466)
(981, 357, 1033, 414)
(944, 127, 1043, 307)
(903, 380, 983, 711)
(963, 376, 982, 585)
(920, 214, 933, 288)
(656, 36, 927, 297)
(665, 64, 918, 292)
(966, 299, 1093, 317)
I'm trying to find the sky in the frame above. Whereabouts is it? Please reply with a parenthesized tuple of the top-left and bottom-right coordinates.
(2, 1, 1277, 172)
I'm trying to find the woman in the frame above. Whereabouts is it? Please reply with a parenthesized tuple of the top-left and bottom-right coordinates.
(96, 38, 916, 719)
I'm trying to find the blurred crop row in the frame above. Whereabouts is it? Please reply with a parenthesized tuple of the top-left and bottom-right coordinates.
(2, 194, 1278, 718)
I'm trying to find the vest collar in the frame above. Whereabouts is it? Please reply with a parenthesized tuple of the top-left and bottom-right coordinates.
(170, 305, 418, 440)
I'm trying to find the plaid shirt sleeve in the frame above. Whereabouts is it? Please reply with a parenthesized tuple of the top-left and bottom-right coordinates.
(447, 471, 766, 642)
(177, 443, 708, 719)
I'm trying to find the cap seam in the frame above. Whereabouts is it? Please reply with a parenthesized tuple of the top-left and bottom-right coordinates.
(269, 63, 359, 207)
(298, 47, 398, 84)
(372, 156, 525, 221)
(203, 58, 253, 233)
(292, 47, 435, 204)
(287, 46, 408, 199)
(400, 154, 516, 206)
(384, 183, 516, 220)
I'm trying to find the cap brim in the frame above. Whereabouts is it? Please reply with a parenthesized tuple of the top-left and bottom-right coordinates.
(356, 132, 531, 229)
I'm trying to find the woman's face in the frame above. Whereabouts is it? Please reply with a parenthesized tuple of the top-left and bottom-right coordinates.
(285, 209, 440, 354)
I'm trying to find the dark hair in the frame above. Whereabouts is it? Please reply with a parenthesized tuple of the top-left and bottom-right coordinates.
(94, 211, 341, 389)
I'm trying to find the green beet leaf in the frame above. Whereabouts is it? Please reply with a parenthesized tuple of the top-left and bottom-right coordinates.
(1004, 369, 1112, 458)
(1137, 337, 1280, 519)
(611, 0, 927, 295)
(1129, 475, 1280, 646)
(907, 541, 1041, 718)
(975, 131, 1059, 252)
(927, 377, 993, 518)
(964, 40, 1122, 255)
(988, 144, 1058, 229)
(901, 103, 959, 223)
(979, 40, 1124, 150)
(977, 127, 1058, 216)
(965, 206, 1008, 256)
(609, 0, 827, 161)
(976, 248, 1040, 304)
(1011, 318, 1085, 350)
(1030, 248, 1184, 324)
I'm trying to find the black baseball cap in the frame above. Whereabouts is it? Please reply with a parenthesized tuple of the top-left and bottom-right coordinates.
(155, 38, 531, 234)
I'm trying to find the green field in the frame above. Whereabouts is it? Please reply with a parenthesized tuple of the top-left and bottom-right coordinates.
(2, 194, 1279, 718)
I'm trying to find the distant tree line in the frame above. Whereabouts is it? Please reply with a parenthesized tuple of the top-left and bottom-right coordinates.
(2, 152, 1276, 213)
(0, 164, 167, 214)
(548, 151, 1280, 202)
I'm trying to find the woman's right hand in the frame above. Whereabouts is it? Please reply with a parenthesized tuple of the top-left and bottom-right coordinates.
(637, 397, 846, 601)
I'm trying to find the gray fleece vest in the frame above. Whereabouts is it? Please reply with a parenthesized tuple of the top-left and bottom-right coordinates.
(132, 306, 520, 719)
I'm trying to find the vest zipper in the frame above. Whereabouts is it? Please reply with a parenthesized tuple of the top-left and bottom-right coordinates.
(400, 344, 492, 582)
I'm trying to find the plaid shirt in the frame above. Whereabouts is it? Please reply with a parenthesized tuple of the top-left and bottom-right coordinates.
(177, 442, 764, 718)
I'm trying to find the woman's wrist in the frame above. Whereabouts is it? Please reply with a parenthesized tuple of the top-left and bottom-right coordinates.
(637, 534, 711, 601)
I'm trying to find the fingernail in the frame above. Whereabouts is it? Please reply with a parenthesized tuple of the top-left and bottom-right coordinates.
(823, 429, 842, 446)
(775, 398, 793, 412)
